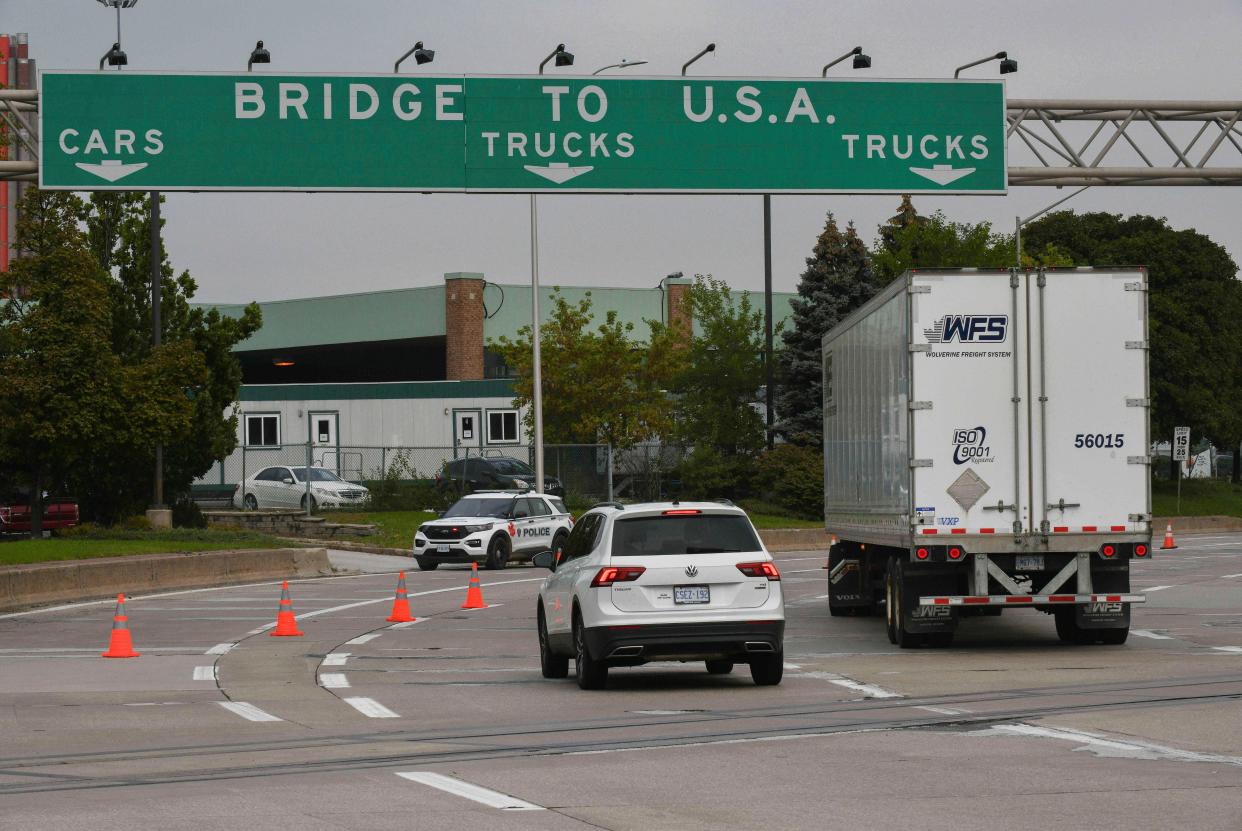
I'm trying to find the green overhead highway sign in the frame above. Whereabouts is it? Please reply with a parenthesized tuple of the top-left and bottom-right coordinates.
(40, 71, 1007, 194)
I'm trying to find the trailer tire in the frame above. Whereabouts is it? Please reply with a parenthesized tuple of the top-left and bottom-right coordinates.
(884, 561, 898, 645)
(890, 558, 926, 649)
(1095, 626, 1129, 645)
(1055, 609, 1089, 644)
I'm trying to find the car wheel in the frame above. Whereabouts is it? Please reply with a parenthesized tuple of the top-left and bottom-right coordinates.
(749, 649, 783, 686)
(574, 611, 608, 690)
(300, 494, 318, 512)
(551, 530, 568, 557)
(892, 558, 926, 649)
(243, 493, 258, 510)
(484, 534, 510, 570)
(884, 563, 898, 645)
(539, 608, 569, 679)
(705, 659, 734, 675)
(414, 557, 439, 572)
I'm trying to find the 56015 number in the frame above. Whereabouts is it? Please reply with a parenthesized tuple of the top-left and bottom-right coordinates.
(1074, 433, 1124, 449)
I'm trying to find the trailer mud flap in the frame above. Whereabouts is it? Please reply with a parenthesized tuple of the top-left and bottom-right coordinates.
(829, 557, 864, 603)
(903, 570, 958, 634)
(1077, 600, 1130, 629)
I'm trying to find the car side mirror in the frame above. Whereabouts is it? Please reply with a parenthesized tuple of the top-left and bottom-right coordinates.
(282, 477, 294, 485)
(532, 549, 557, 571)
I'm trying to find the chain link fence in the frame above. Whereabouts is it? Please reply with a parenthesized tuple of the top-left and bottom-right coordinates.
(196, 442, 618, 510)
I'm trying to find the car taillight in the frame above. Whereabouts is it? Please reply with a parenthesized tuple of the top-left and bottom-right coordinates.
(947, 547, 964, 561)
(591, 566, 646, 587)
(737, 561, 781, 580)
(916, 547, 930, 560)
(1135, 543, 1148, 557)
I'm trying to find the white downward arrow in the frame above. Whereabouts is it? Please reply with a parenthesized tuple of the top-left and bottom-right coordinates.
(524, 162, 594, 185)
(74, 159, 149, 183)
(909, 164, 976, 186)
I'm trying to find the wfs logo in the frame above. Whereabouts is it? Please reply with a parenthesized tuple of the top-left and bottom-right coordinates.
(953, 426, 993, 465)
(924, 315, 1008, 343)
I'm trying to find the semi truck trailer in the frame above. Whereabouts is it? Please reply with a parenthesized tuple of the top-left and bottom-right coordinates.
(822, 267, 1152, 647)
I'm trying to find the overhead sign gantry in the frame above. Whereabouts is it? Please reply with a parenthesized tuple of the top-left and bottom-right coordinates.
(38, 71, 1007, 193)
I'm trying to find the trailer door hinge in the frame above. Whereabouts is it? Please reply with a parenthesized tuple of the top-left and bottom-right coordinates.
(1046, 498, 1081, 511)
(908, 284, 931, 295)
(1125, 340, 1149, 350)
(909, 343, 931, 353)
(1126, 398, 1150, 408)
(1124, 281, 1147, 291)
(909, 401, 933, 411)
(910, 459, 933, 468)
(982, 500, 1017, 512)
(1009, 271, 1020, 288)
(1127, 455, 1153, 465)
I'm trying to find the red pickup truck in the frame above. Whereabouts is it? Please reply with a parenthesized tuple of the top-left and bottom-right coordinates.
(0, 498, 80, 535)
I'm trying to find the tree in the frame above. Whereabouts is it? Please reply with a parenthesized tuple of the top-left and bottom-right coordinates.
(76, 193, 262, 521)
(1021, 211, 1242, 481)
(0, 189, 201, 534)
(490, 289, 671, 450)
(873, 207, 1016, 282)
(776, 214, 878, 445)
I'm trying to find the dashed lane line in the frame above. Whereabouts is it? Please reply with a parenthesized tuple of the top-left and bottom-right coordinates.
(319, 673, 350, 689)
(1131, 630, 1174, 640)
(343, 696, 400, 718)
(205, 643, 236, 656)
(218, 701, 283, 722)
(1223, 573, 1242, 579)
(1139, 585, 1174, 592)
(388, 620, 423, 630)
(192, 666, 218, 681)
(1212, 646, 1242, 654)
(796, 671, 903, 699)
(322, 652, 350, 666)
(915, 705, 965, 716)
(345, 633, 383, 645)
(981, 723, 1242, 767)
(395, 772, 544, 811)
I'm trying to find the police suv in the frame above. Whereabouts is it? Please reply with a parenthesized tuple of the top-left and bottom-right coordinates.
(531, 501, 785, 689)
(414, 491, 573, 571)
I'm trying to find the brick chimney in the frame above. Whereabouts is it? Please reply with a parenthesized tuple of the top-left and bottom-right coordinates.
(444, 272, 485, 380)
(663, 274, 693, 337)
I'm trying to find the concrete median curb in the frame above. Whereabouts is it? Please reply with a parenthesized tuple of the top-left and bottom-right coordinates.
(758, 528, 832, 552)
(0, 547, 332, 612)
(1154, 515, 1242, 533)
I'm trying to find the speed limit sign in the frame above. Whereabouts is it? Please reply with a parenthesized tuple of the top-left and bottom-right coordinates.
(1173, 426, 1191, 461)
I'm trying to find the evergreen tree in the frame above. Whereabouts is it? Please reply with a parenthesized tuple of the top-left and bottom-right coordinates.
(776, 214, 878, 445)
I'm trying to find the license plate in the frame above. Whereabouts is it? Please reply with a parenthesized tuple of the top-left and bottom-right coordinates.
(1016, 555, 1044, 571)
(436, 545, 449, 554)
(674, 585, 710, 605)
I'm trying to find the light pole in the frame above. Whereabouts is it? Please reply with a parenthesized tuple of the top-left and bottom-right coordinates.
(954, 50, 1017, 79)
(528, 43, 574, 493)
(681, 43, 714, 76)
(394, 40, 434, 73)
(247, 40, 270, 72)
(821, 46, 871, 76)
(591, 59, 647, 75)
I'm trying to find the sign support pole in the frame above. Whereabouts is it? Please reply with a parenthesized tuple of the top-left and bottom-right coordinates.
(530, 193, 544, 494)
(763, 194, 774, 450)
(150, 190, 163, 509)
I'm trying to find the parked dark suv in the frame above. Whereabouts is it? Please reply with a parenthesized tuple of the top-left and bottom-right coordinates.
(435, 456, 565, 497)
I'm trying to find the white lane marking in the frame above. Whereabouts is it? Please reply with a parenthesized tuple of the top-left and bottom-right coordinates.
(205, 643, 236, 656)
(799, 671, 903, 699)
(319, 673, 351, 688)
(783, 662, 802, 670)
(1139, 585, 1174, 592)
(346, 633, 383, 645)
(388, 620, 423, 630)
(395, 772, 544, 811)
(1131, 629, 1174, 640)
(915, 705, 964, 716)
(343, 696, 399, 718)
(463, 603, 504, 610)
(322, 652, 350, 666)
(983, 723, 1242, 766)
(786, 568, 825, 574)
(1212, 646, 1242, 654)
(218, 701, 282, 722)
(1223, 573, 1242, 579)
(192, 665, 218, 681)
(566, 727, 885, 756)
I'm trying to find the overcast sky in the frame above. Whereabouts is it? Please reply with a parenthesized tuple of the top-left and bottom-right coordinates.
(9, 0, 1242, 303)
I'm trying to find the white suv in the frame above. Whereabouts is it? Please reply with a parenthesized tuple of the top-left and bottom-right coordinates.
(414, 492, 573, 571)
(532, 501, 785, 689)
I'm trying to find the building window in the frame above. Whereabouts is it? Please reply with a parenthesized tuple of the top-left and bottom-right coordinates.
(487, 410, 519, 444)
(245, 414, 281, 447)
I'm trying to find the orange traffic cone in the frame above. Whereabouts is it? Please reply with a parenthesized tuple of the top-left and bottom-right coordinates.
(386, 571, 414, 622)
(1161, 523, 1177, 550)
(270, 581, 305, 636)
(460, 563, 488, 609)
(822, 535, 839, 569)
(101, 593, 140, 658)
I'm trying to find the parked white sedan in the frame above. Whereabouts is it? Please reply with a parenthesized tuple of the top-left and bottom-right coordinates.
(233, 466, 369, 511)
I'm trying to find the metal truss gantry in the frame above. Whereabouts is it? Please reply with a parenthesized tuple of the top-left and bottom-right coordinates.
(4, 90, 1242, 186)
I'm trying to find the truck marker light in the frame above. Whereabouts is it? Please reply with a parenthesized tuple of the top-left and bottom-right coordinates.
(916, 548, 930, 560)
(1082, 525, 1097, 532)
(947, 547, 963, 560)
(921, 529, 938, 535)
(1111, 525, 1126, 532)
(980, 528, 995, 534)
(950, 528, 966, 535)
(1053, 526, 1069, 533)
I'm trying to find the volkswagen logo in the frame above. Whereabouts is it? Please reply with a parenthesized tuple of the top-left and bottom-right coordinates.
(685, 565, 698, 578)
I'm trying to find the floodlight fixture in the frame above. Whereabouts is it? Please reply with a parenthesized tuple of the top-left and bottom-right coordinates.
(99, 42, 127, 70)
(955, 51, 1017, 79)
(248, 40, 270, 71)
(394, 40, 435, 72)
(539, 43, 575, 74)
(822, 46, 870, 76)
(681, 43, 715, 76)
